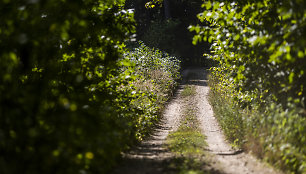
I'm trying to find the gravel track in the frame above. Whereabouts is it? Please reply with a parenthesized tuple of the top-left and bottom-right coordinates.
(113, 68, 281, 174)
(112, 85, 184, 174)
(193, 68, 281, 174)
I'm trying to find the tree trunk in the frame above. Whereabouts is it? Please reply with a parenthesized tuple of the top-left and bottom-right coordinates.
(164, 0, 171, 19)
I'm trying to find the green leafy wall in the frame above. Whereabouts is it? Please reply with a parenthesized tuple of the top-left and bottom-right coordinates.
(191, 0, 306, 173)
(0, 1, 180, 173)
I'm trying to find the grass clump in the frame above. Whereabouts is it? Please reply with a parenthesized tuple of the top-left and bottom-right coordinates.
(167, 111, 207, 156)
(167, 113, 208, 174)
(181, 85, 196, 97)
(166, 85, 210, 174)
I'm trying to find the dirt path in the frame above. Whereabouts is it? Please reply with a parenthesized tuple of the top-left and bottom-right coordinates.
(193, 68, 281, 174)
(113, 68, 281, 174)
(112, 85, 184, 174)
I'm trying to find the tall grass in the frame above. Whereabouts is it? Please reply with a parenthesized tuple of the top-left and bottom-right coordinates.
(208, 72, 306, 174)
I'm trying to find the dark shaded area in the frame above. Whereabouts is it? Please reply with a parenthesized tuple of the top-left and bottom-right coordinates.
(182, 67, 209, 86)
(113, 154, 224, 174)
(125, 0, 211, 68)
(215, 150, 244, 156)
(112, 115, 224, 174)
(0, 1, 142, 173)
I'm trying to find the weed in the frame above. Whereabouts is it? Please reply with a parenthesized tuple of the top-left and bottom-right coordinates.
(166, 84, 210, 174)
(167, 129, 207, 156)
(181, 85, 196, 97)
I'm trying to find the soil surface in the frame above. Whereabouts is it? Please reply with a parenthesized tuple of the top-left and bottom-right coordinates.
(112, 85, 184, 174)
(193, 68, 281, 174)
(113, 68, 281, 174)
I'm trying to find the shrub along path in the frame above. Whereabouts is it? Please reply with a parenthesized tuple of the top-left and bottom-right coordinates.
(194, 68, 281, 174)
(113, 68, 281, 174)
(112, 81, 184, 174)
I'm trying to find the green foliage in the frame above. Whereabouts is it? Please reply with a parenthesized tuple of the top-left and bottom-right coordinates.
(122, 42, 181, 141)
(208, 77, 245, 147)
(193, 0, 306, 173)
(253, 104, 306, 173)
(0, 1, 181, 174)
(192, 0, 306, 108)
(117, 43, 181, 143)
(209, 75, 306, 173)
(125, 42, 181, 98)
(0, 0, 136, 173)
(181, 85, 196, 97)
(168, 130, 206, 156)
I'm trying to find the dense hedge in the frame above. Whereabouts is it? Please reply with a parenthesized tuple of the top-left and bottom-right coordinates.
(191, 0, 306, 173)
(0, 0, 180, 173)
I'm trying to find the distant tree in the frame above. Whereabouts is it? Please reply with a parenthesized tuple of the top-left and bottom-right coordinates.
(164, 0, 171, 19)
(126, 0, 210, 67)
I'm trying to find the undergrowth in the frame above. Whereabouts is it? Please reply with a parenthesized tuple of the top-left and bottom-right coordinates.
(208, 71, 306, 174)
(193, 1, 306, 173)
(123, 42, 181, 140)
(181, 85, 196, 97)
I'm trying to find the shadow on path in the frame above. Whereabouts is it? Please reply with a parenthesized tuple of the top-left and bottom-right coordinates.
(112, 68, 225, 174)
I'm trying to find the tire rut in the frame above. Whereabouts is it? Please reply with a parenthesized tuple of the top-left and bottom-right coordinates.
(113, 68, 282, 174)
(194, 68, 281, 174)
(112, 85, 184, 174)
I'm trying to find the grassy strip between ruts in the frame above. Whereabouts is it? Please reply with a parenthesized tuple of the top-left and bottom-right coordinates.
(166, 85, 211, 174)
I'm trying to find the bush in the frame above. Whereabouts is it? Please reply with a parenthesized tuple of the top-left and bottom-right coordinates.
(209, 75, 306, 173)
(192, 0, 306, 173)
(125, 42, 181, 99)
(0, 1, 137, 173)
(118, 42, 181, 146)
(0, 1, 181, 173)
